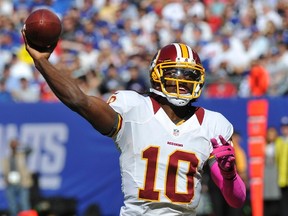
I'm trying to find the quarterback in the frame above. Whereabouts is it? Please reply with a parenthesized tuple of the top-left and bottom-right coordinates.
(22, 31, 246, 216)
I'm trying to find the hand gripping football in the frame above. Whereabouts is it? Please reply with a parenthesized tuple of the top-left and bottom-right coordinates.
(23, 9, 62, 51)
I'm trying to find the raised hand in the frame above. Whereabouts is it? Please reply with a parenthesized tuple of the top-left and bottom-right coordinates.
(211, 135, 236, 180)
(21, 29, 56, 61)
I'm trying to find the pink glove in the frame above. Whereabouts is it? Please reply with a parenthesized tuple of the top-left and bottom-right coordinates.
(211, 135, 236, 180)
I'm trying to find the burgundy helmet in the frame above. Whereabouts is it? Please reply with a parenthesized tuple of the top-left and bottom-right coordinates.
(149, 43, 205, 106)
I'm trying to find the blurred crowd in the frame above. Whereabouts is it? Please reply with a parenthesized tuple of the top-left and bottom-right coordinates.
(1, 0, 288, 103)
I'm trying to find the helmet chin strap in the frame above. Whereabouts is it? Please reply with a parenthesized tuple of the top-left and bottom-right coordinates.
(149, 88, 190, 106)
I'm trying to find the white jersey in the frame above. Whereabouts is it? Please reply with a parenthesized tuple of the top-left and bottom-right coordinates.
(108, 90, 233, 216)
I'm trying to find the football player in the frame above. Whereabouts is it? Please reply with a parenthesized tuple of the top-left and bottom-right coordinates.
(22, 32, 246, 215)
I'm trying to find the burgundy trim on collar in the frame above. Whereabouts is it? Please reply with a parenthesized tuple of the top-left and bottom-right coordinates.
(195, 107, 204, 125)
(150, 97, 161, 114)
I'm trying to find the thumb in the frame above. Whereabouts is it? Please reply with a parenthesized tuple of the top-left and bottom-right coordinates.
(227, 156, 235, 163)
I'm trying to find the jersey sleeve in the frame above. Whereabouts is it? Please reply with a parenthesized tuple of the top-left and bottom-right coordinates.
(204, 110, 234, 155)
(106, 90, 144, 140)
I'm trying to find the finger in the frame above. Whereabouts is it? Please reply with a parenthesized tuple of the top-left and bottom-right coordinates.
(227, 156, 235, 163)
(21, 28, 26, 39)
(21, 29, 29, 49)
(213, 150, 234, 158)
(219, 135, 230, 146)
(21, 29, 26, 43)
(210, 138, 219, 148)
(222, 156, 235, 170)
(47, 41, 57, 52)
(212, 145, 235, 158)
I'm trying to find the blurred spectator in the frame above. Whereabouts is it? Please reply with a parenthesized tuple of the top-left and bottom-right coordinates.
(209, 34, 247, 77)
(77, 38, 100, 72)
(161, 0, 185, 27)
(269, 41, 288, 96)
(256, 3, 283, 33)
(98, 0, 119, 24)
(60, 9, 81, 41)
(125, 64, 147, 93)
(54, 48, 80, 75)
(1, 138, 33, 216)
(204, 68, 238, 98)
(233, 131, 249, 187)
(75, 19, 101, 49)
(9, 53, 34, 82)
(0, 0, 13, 15)
(208, 0, 226, 18)
(248, 57, 270, 97)
(246, 26, 270, 61)
(182, 11, 213, 47)
(186, 0, 205, 20)
(101, 79, 124, 102)
(239, 57, 270, 97)
(12, 77, 39, 102)
(0, 78, 14, 102)
(99, 64, 124, 101)
(1, 63, 20, 92)
(118, 0, 139, 21)
(0, 29, 21, 52)
(265, 43, 286, 96)
(198, 33, 222, 73)
(137, 4, 158, 36)
(264, 126, 281, 216)
(39, 82, 59, 102)
(0, 46, 13, 74)
(74, 69, 102, 97)
(232, 131, 250, 215)
(275, 116, 288, 216)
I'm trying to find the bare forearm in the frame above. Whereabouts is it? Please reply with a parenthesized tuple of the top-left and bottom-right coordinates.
(34, 58, 117, 135)
(34, 57, 86, 109)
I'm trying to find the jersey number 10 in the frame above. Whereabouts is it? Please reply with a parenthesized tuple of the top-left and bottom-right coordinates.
(138, 146, 199, 203)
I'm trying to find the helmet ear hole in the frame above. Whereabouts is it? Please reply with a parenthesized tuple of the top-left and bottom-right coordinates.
(152, 82, 161, 90)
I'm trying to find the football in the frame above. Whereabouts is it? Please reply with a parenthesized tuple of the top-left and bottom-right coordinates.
(23, 9, 62, 51)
